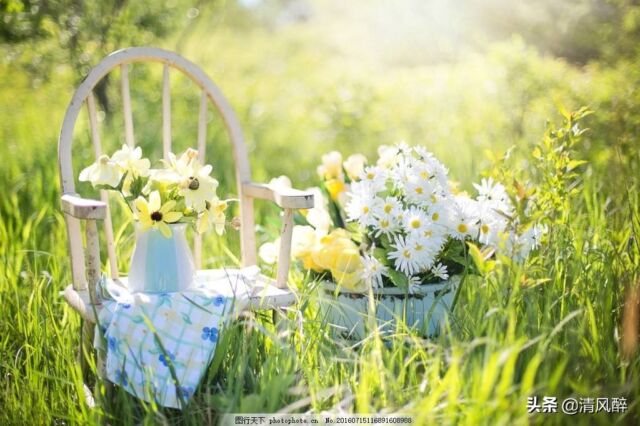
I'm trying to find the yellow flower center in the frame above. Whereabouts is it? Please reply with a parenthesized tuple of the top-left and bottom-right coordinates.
(432, 212, 439, 221)
(384, 203, 393, 214)
(481, 224, 490, 234)
(362, 206, 370, 214)
(414, 243, 423, 251)
(457, 223, 468, 233)
(380, 219, 390, 228)
(423, 230, 433, 237)
(366, 172, 375, 180)
(431, 194, 437, 203)
(410, 219, 421, 229)
(414, 187, 423, 194)
(420, 171, 429, 180)
(402, 249, 411, 259)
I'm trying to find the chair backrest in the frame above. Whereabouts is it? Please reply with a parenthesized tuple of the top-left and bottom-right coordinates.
(58, 47, 257, 288)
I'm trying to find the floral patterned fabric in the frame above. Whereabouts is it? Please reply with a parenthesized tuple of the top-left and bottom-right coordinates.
(95, 267, 258, 409)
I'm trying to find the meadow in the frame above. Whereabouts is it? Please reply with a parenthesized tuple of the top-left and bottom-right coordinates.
(1, 1, 640, 424)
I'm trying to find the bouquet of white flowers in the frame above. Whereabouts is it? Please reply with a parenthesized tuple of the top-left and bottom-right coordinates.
(261, 143, 544, 293)
(79, 145, 229, 238)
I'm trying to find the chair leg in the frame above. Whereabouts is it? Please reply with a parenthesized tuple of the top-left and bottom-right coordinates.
(78, 319, 98, 408)
(79, 319, 95, 380)
(272, 308, 288, 335)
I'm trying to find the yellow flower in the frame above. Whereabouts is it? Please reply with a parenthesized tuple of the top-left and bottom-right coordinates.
(134, 191, 183, 238)
(197, 198, 228, 235)
(290, 226, 324, 272)
(325, 178, 346, 200)
(311, 229, 365, 291)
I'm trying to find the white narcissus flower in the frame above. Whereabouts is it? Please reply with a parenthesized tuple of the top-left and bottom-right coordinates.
(197, 198, 228, 235)
(259, 240, 279, 264)
(182, 174, 218, 212)
(291, 225, 318, 259)
(268, 175, 292, 190)
(306, 208, 331, 235)
(343, 154, 367, 181)
(153, 148, 201, 186)
(79, 154, 123, 188)
(110, 144, 151, 177)
(317, 151, 343, 180)
(305, 187, 328, 211)
(110, 145, 152, 196)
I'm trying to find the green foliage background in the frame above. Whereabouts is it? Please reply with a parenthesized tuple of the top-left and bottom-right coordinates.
(1, 0, 639, 424)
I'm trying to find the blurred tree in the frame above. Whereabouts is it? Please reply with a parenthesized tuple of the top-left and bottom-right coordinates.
(469, 0, 640, 64)
(0, 0, 210, 110)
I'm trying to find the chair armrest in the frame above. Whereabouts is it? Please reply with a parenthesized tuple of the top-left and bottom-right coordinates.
(242, 182, 314, 209)
(61, 193, 107, 220)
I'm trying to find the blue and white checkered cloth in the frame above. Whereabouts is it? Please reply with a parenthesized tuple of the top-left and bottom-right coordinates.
(95, 267, 258, 409)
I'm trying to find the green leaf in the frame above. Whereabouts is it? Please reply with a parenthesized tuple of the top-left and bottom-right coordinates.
(566, 160, 587, 172)
(467, 242, 492, 275)
(387, 269, 408, 291)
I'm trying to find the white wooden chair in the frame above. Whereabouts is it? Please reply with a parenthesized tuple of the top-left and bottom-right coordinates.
(58, 47, 313, 375)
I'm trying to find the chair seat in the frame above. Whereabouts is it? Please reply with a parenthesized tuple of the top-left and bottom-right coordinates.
(62, 269, 296, 323)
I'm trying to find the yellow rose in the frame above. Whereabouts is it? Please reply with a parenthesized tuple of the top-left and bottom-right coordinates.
(311, 229, 365, 291)
(291, 226, 324, 272)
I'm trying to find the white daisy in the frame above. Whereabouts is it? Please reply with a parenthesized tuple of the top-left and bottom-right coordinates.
(477, 206, 507, 246)
(388, 235, 422, 276)
(431, 262, 449, 280)
(516, 223, 547, 259)
(407, 233, 438, 271)
(376, 144, 401, 169)
(371, 215, 399, 237)
(474, 177, 512, 213)
(417, 224, 447, 254)
(426, 200, 454, 229)
(361, 253, 388, 289)
(404, 175, 435, 205)
(345, 190, 381, 227)
(357, 166, 387, 193)
(407, 275, 423, 295)
(375, 196, 402, 218)
(403, 206, 430, 236)
(449, 196, 480, 240)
